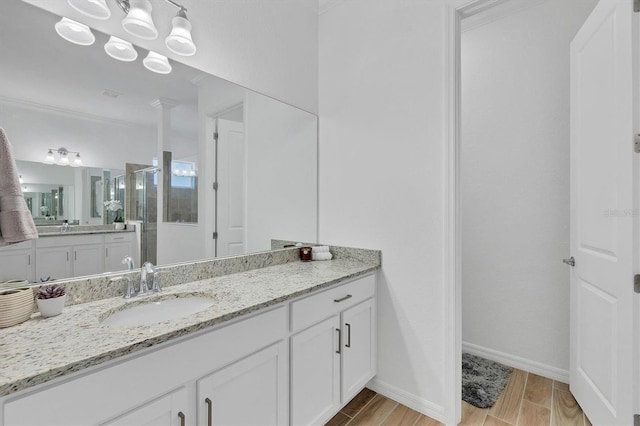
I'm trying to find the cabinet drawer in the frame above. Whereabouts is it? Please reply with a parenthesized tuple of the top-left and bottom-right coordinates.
(105, 233, 133, 243)
(291, 273, 375, 332)
(0, 240, 34, 251)
(36, 234, 101, 248)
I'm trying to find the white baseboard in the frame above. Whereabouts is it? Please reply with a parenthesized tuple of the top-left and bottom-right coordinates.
(462, 341, 570, 383)
(367, 378, 452, 425)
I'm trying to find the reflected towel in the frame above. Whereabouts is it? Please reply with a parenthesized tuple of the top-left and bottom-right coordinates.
(0, 128, 37, 247)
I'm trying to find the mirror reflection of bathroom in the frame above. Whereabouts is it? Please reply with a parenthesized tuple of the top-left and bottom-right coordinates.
(1, 0, 317, 283)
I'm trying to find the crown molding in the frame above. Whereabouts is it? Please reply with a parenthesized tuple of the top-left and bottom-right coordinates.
(0, 95, 150, 129)
(319, 0, 343, 16)
(461, 0, 549, 33)
(150, 98, 179, 109)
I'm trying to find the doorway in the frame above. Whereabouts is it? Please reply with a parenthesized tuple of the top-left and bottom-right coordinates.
(447, 0, 599, 423)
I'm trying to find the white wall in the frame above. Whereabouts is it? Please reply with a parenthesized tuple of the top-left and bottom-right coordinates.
(319, 0, 451, 421)
(23, 0, 319, 114)
(461, 0, 597, 378)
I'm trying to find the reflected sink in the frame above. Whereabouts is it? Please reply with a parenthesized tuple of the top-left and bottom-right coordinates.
(101, 296, 214, 327)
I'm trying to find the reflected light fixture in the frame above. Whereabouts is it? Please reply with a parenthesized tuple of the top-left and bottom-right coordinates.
(165, 6, 196, 56)
(54, 17, 95, 46)
(143, 51, 172, 74)
(44, 148, 83, 167)
(104, 36, 138, 61)
(121, 0, 158, 40)
(67, 0, 111, 20)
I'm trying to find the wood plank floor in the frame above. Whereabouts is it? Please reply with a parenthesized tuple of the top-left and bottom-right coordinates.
(326, 369, 591, 426)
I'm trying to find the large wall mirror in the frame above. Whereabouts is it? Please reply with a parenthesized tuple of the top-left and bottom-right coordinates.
(0, 0, 318, 277)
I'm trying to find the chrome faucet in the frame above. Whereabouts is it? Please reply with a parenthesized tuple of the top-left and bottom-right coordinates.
(140, 262, 160, 293)
(121, 256, 135, 271)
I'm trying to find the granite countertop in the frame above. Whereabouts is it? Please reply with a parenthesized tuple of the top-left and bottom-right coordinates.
(0, 257, 378, 398)
(37, 226, 135, 237)
(38, 229, 134, 237)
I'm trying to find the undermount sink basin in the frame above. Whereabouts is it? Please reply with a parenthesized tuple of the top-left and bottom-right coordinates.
(101, 296, 214, 327)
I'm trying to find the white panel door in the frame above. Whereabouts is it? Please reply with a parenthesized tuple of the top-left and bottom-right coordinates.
(570, 1, 638, 424)
(216, 118, 246, 257)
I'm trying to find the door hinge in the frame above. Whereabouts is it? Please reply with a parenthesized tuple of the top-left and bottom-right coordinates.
(635, 134, 640, 153)
(212, 182, 218, 191)
(635, 0, 640, 12)
(213, 132, 219, 141)
(634, 275, 640, 293)
(634, 414, 639, 426)
(212, 232, 218, 240)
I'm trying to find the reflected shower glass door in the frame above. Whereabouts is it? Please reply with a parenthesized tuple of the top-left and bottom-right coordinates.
(132, 167, 158, 264)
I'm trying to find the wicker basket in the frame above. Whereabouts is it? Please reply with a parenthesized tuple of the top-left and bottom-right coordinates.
(0, 286, 34, 328)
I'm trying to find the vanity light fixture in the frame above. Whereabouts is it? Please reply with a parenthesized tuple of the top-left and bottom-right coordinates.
(56, 0, 196, 73)
(44, 148, 83, 167)
(54, 17, 95, 46)
(165, 6, 196, 56)
(143, 51, 172, 74)
(104, 36, 138, 62)
(67, 0, 111, 20)
(120, 0, 158, 40)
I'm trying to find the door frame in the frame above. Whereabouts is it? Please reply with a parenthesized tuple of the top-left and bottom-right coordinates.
(443, 1, 486, 423)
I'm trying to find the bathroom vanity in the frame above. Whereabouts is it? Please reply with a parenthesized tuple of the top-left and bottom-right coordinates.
(0, 246, 379, 426)
(0, 228, 137, 283)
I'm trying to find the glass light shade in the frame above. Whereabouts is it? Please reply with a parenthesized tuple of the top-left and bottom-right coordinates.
(58, 152, 70, 166)
(104, 36, 138, 62)
(44, 150, 55, 164)
(143, 51, 172, 74)
(72, 153, 83, 167)
(122, 0, 158, 40)
(165, 15, 196, 56)
(55, 17, 95, 46)
(67, 0, 111, 20)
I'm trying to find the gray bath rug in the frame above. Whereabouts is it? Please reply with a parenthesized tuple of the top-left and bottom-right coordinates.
(462, 353, 512, 409)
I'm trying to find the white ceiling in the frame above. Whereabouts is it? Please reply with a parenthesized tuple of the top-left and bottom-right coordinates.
(0, 0, 240, 130)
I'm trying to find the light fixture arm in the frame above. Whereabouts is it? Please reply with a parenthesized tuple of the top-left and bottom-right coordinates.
(114, 0, 187, 15)
(48, 147, 80, 156)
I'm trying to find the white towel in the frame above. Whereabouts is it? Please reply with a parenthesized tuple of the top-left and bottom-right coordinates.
(0, 128, 38, 247)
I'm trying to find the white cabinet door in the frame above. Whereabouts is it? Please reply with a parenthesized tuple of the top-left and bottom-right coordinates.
(341, 299, 375, 402)
(291, 315, 341, 426)
(35, 247, 72, 281)
(105, 243, 133, 273)
(0, 247, 33, 282)
(102, 386, 189, 426)
(73, 244, 104, 277)
(197, 341, 288, 426)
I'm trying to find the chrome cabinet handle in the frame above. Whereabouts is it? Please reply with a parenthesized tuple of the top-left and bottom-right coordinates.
(205, 398, 212, 426)
(334, 294, 352, 303)
(178, 411, 185, 426)
(345, 323, 351, 348)
(562, 257, 575, 267)
(336, 328, 341, 354)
